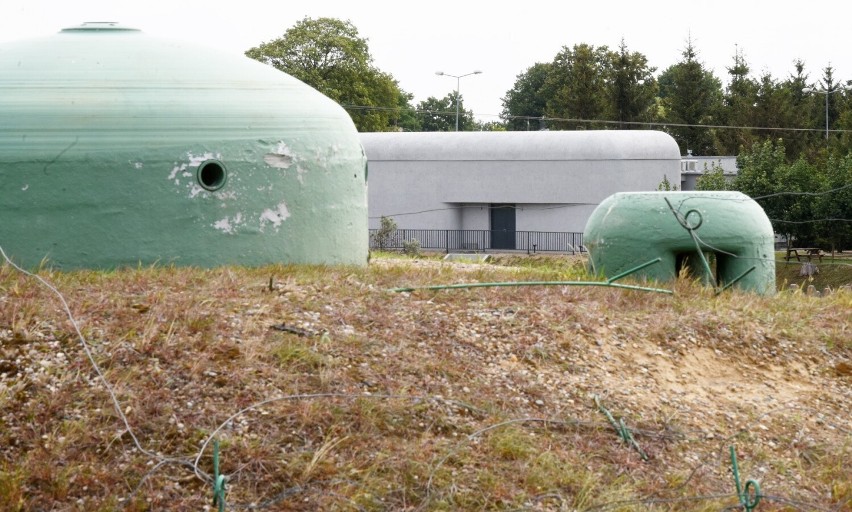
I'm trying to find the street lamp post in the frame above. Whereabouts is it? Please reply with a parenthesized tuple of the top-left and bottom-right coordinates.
(435, 70, 482, 131)
(803, 84, 847, 140)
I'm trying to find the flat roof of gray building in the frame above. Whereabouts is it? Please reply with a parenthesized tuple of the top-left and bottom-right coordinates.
(360, 130, 681, 162)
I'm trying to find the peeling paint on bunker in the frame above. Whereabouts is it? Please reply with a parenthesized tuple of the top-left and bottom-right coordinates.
(0, 23, 368, 269)
(260, 202, 291, 230)
(264, 141, 294, 170)
(214, 212, 244, 234)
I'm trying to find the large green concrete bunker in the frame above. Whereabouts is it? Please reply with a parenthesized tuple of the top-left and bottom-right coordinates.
(0, 23, 368, 269)
(584, 192, 776, 294)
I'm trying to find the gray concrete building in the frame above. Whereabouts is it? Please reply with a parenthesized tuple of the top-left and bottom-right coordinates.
(361, 131, 681, 250)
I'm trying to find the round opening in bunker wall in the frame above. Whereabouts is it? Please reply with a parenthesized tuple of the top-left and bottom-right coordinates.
(197, 160, 227, 191)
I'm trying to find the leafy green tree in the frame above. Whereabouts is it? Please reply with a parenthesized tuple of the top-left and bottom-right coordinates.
(544, 43, 612, 129)
(500, 62, 552, 130)
(608, 39, 658, 129)
(695, 162, 728, 190)
(417, 95, 454, 132)
(657, 175, 679, 191)
(475, 120, 508, 131)
(658, 38, 723, 155)
(416, 92, 476, 131)
(245, 17, 404, 132)
(814, 155, 852, 250)
(774, 159, 824, 244)
(657, 67, 675, 99)
(346, 67, 406, 132)
(733, 139, 826, 244)
(392, 90, 421, 132)
(371, 216, 398, 250)
(732, 139, 787, 211)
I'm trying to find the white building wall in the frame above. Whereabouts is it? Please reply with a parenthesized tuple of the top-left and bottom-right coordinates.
(460, 205, 489, 230)
(515, 204, 597, 233)
(366, 161, 457, 229)
(363, 131, 682, 235)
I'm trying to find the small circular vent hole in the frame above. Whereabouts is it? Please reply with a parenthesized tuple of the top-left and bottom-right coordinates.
(197, 161, 227, 191)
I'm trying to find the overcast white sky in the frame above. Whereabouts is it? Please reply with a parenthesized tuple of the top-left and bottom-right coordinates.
(1, 0, 847, 122)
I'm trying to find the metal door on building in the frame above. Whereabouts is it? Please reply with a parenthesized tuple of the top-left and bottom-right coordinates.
(490, 203, 516, 250)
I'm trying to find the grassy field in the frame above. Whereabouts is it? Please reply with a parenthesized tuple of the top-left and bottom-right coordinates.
(0, 254, 850, 511)
(775, 251, 852, 292)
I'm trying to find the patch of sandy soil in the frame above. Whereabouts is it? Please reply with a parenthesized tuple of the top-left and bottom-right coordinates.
(376, 257, 850, 440)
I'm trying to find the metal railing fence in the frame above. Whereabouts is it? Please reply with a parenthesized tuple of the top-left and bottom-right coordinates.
(369, 228, 586, 254)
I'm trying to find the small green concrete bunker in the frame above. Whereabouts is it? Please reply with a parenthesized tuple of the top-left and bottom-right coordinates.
(583, 191, 776, 295)
(0, 23, 367, 269)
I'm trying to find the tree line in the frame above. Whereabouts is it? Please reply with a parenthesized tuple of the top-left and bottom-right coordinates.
(247, 17, 851, 249)
(688, 141, 852, 251)
(245, 17, 478, 133)
(246, 18, 851, 151)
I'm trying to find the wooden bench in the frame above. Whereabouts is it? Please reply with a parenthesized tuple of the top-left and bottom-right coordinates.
(785, 247, 823, 262)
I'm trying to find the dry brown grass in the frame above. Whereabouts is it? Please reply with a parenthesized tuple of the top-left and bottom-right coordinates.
(0, 255, 850, 511)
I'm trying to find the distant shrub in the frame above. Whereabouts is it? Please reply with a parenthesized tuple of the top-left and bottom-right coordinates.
(371, 216, 397, 250)
(402, 238, 421, 257)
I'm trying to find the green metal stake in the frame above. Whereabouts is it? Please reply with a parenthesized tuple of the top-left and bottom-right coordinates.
(618, 418, 648, 461)
(730, 445, 760, 512)
(213, 439, 227, 512)
(593, 395, 648, 461)
(389, 259, 671, 294)
(605, 257, 663, 283)
(717, 266, 757, 295)
(389, 279, 672, 294)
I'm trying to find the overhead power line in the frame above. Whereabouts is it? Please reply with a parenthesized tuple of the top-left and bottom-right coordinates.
(371, 186, 852, 222)
(342, 104, 852, 135)
(754, 183, 852, 199)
